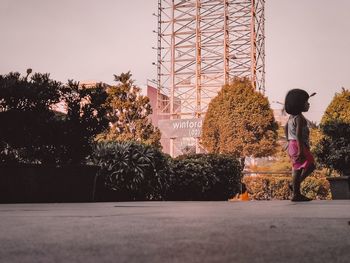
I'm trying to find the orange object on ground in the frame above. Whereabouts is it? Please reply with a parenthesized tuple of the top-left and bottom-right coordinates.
(228, 191, 250, 202)
(240, 191, 249, 201)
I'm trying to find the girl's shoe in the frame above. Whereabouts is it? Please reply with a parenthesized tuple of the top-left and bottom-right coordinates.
(291, 194, 312, 202)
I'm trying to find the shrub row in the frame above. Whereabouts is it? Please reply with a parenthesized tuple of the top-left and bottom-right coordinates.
(92, 141, 243, 201)
(1, 141, 331, 202)
(93, 142, 332, 201)
(243, 175, 331, 200)
(167, 154, 242, 201)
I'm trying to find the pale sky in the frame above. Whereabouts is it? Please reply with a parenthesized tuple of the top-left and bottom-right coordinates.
(1, 0, 350, 123)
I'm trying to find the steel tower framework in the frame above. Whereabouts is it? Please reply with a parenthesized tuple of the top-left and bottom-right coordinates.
(156, 0, 265, 118)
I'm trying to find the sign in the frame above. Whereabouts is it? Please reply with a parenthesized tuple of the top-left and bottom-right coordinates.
(158, 118, 203, 138)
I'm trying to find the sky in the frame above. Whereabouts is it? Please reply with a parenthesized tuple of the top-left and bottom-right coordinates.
(1, 0, 350, 123)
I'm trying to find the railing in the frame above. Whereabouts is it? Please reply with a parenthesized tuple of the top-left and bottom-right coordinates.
(242, 171, 291, 176)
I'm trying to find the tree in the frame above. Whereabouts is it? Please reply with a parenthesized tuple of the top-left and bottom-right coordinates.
(0, 72, 61, 163)
(314, 88, 350, 175)
(201, 77, 278, 160)
(53, 80, 109, 164)
(97, 72, 162, 149)
(0, 71, 109, 165)
(320, 88, 350, 124)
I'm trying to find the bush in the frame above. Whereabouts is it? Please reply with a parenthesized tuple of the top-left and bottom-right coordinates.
(92, 141, 169, 201)
(243, 175, 331, 200)
(301, 176, 331, 200)
(314, 121, 350, 175)
(166, 154, 242, 201)
(93, 146, 242, 201)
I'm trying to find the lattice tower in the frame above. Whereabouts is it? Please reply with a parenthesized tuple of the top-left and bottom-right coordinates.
(156, 0, 265, 118)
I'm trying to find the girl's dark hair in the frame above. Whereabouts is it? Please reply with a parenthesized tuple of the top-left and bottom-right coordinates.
(284, 89, 310, 115)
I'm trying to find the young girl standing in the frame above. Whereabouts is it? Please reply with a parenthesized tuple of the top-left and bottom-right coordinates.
(284, 89, 316, 202)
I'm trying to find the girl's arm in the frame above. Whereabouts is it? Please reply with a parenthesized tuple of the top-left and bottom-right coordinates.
(283, 122, 289, 151)
(284, 122, 288, 140)
(295, 115, 305, 161)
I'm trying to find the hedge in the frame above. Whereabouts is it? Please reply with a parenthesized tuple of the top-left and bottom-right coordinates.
(166, 154, 242, 201)
(92, 142, 243, 201)
(243, 175, 331, 200)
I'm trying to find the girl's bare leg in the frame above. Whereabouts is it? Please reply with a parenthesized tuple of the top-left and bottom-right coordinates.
(300, 163, 316, 183)
(292, 169, 312, 201)
(292, 169, 302, 197)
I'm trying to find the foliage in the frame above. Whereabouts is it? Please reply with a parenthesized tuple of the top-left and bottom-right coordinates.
(309, 126, 324, 153)
(243, 175, 331, 200)
(0, 72, 60, 163)
(0, 71, 109, 165)
(92, 141, 169, 201)
(314, 88, 350, 175)
(166, 154, 242, 201)
(97, 72, 162, 149)
(300, 176, 331, 200)
(314, 121, 350, 175)
(51, 80, 109, 164)
(93, 144, 242, 201)
(201, 77, 278, 159)
(320, 88, 350, 125)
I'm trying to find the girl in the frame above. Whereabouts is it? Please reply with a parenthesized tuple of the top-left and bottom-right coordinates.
(284, 89, 316, 202)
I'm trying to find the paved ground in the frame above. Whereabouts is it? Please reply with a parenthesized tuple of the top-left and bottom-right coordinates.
(0, 201, 350, 263)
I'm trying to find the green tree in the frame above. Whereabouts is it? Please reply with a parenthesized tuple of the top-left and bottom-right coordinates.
(0, 71, 109, 165)
(0, 72, 61, 163)
(97, 72, 161, 149)
(315, 88, 350, 175)
(54, 80, 109, 164)
(321, 88, 350, 124)
(201, 77, 278, 160)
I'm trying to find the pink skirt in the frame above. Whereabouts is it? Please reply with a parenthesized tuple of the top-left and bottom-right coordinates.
(288, 140, 315, 170)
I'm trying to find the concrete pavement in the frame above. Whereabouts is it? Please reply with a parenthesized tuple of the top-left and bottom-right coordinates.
(1, 201, 350, 263)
